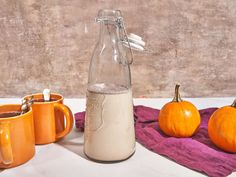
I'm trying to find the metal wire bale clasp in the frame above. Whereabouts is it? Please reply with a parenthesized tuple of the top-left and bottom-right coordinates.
(116, 18, 134, 65)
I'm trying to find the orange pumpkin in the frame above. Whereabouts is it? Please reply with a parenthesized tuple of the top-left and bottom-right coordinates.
(208, 99, 236, 153)
(159, 84, 201, 137)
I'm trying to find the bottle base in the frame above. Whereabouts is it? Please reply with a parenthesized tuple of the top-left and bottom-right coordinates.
(84, 150, 136, 163)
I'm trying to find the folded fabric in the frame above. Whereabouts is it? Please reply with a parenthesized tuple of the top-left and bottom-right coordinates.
(74, 106, 236, 177)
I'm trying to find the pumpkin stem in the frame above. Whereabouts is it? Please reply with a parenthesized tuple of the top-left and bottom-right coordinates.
(172, 84, 182, 102)
(232, 99, 236, 108)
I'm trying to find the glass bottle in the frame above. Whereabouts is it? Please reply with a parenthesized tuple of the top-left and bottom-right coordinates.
(84, 9, 135, 162)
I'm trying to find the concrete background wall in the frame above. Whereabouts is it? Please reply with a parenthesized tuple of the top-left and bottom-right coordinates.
(0, 0, 235, 98)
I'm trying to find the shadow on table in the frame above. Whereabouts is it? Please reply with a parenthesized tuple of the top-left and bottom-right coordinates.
(56, 128, 88, 160)
(0, 169, 4, 174)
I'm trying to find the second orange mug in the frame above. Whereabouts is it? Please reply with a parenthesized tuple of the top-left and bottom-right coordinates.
(25, 93, 74, 144)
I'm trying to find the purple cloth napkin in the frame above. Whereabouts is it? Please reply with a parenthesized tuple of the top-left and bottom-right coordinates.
(74, 106, 236, 177)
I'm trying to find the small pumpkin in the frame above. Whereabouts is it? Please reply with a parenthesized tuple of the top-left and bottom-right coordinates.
(159, 84, 201, 137)
(208, 99, 236, 153)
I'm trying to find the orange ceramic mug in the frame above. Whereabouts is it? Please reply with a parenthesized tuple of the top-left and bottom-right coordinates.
(0, 104, 35, 168)
(25, 93, 74, 144)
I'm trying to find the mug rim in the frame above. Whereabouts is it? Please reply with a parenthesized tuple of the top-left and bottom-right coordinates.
(0, 104, 32, 120)
(24, 93, 64, 105)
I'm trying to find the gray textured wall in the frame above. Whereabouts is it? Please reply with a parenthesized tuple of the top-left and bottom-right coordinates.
(0, 0, 235, 98)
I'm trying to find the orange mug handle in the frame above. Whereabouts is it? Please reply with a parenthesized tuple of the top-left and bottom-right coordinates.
(54, 103, 74, 140)
(0, 122, 13, 165)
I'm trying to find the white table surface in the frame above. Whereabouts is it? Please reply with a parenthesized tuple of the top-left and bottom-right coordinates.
(0, 97, 235, 177)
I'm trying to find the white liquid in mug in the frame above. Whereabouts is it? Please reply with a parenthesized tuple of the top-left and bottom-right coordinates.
(84, 85, 135, 161)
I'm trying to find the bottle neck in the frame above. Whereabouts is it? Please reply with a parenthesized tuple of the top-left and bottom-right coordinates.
(98, 22, 120, 44)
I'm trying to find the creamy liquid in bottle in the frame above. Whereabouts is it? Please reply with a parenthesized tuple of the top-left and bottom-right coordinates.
(84, 84, 135, 161)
